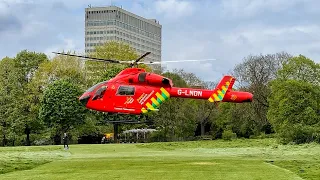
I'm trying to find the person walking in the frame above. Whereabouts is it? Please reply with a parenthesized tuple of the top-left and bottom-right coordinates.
(63, 133, 69, 150)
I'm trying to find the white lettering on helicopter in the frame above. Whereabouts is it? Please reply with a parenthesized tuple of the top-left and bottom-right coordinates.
(114, 107, 135, 111)
(177, 89, 202, 97)
(138, 90, 154, 105)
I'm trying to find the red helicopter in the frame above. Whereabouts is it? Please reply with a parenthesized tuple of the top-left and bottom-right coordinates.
(53, 52, 253, 115)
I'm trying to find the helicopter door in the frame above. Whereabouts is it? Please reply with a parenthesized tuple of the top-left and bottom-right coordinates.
(114, 85, 136, 110)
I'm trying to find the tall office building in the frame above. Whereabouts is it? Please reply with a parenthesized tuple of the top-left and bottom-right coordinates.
(85, 5, 162, 63)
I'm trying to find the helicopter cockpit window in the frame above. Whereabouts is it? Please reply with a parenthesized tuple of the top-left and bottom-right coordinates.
(138, 72, 147, 82)
(85, 81, 108, 93)
(92, 86, 107, 100)
(116, 85, 135, 96)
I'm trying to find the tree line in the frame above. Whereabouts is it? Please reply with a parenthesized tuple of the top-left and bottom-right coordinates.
(0, 41, 319, 146)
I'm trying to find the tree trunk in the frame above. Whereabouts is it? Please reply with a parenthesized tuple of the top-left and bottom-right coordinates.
(200, 121, 205, 136)
(25, 126, 31, 146)
(113, 123, 119, 143)
(2, 134, 5, 146)
(2, 122, 6, 146)
(26, 132, 30, 146)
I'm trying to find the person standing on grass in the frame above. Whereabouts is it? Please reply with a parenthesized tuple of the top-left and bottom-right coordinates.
(63, 133, 69, 150)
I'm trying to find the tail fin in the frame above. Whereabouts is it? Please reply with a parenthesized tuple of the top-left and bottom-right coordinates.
(208, 75, 235, 102)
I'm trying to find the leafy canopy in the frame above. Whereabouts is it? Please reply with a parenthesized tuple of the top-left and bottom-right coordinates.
(268, 55, 320, 144)
(39, 79, 87, 132)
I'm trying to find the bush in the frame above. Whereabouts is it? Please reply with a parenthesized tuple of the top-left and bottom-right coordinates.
(279, 124, 320, 144)
(149, 130, 170, 142)
(222, 130, 237, 141)
(30, 132, 53, 146)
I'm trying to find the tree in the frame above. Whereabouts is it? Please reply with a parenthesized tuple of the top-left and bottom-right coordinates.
(268, 55, 320, 144)
(277, 54, 320, 84)
(14, 50, 48, 84)
(268, 80, 320, 144)
(0, 57, 23, 146)
(24, 52, 86, 145)
(232, 52, 292, 135)
(39, 80, 86, 144)
(12, 50, 49, 146)
(32, 52, 85, 89)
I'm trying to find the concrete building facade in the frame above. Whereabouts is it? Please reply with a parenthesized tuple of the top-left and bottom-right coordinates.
(85, 6, 162, 63)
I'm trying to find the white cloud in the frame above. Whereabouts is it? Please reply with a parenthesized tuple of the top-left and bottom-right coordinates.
(154, 0, 194, 19)
(220, 0, 312, 18)
(20, 20, 49, 38)
(0, 2, 9, 15)
(1, 0, 34, 5)
(220, 24, 320, 53)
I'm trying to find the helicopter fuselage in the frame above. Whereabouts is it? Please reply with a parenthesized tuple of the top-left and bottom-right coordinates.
(79, 68, 253, 115)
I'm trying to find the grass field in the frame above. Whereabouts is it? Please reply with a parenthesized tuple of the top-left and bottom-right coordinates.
(0, 138, 319, 179)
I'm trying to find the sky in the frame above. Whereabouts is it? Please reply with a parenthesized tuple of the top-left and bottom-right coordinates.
(1, 0, 320, 82)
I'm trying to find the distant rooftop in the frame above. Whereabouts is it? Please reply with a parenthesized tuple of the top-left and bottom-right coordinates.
(85, 5, 161, 26)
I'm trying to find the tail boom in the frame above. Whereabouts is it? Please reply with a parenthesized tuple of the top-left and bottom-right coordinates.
(169, 87, 253, 103)
(169, 87, 213, 99)
(169, 75, 253, 103)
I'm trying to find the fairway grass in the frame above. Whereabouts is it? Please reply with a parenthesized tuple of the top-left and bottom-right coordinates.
(0, 139, 319, 179)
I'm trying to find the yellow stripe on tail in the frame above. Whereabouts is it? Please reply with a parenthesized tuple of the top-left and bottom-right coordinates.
(208, 76, 235, 102)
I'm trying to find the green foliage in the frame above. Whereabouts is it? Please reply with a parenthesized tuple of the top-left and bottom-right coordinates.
(13, 49, 48, 84)
(222, 129, 237, 140)
(277, 54, 320, 83)
(12, 50, 50, 146)
(92, 41, 139, 61)
(232, 52, 292, 136)
(32, 52, 85, 89)
(162, 71, 189, 87)
(0, 57, 24, 146)
(39, 79, 86, 133)
(213, 102, 259, 138)
(268, 55, 320, 144)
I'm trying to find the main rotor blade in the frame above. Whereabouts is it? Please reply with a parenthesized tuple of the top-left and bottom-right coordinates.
(52, 52, 121, 63)
(138, 59, 217, 64)
(135, 52, 151, 63)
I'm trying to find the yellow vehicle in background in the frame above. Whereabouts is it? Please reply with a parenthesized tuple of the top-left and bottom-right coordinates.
(101, 133, 114, 144)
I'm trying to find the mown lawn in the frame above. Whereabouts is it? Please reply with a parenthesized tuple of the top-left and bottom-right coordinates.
(0, 138, 319, 179)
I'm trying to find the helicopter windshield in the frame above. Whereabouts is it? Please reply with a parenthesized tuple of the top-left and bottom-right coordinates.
(85, 81, 108, 93)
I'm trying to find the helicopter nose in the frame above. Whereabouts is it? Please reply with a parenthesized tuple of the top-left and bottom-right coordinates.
(79, 94, 91, 106)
